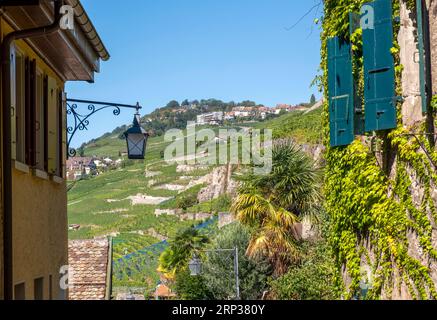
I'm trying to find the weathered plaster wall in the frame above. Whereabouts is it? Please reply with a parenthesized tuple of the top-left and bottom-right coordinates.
(399, 2, 424, 127)
(428, 0, 437, 95)
(337, 1, 437, 300)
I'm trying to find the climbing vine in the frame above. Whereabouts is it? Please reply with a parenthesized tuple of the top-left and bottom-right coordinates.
(322, 0, 437, 299)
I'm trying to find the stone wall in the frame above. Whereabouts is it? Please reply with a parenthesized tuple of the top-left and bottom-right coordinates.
(336, 1, 437, 299)
(399, 2, 424, 126)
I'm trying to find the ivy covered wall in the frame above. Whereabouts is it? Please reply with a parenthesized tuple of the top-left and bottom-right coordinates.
(321, 0, 437, 299)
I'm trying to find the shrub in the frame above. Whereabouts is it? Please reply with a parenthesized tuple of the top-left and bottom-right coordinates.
(202, 223, 271, 300)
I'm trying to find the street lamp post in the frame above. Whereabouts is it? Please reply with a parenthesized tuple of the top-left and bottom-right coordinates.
(188, 247, 240, 300)
(66, 99, 149, 159)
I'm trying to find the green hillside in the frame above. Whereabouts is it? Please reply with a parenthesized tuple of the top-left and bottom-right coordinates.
(255, 108, 323, 144)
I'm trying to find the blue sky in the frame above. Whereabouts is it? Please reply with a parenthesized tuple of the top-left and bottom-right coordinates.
(67, 0, 323, 147)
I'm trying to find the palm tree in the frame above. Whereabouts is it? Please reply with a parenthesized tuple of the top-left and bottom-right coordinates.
(158, 226, 209, 279)
(231, 139, 322, 275)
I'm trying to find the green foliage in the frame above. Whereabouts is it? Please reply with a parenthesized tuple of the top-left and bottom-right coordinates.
(321, 0, 437, 299)
(431, 95, 437, 115)
(175, 268, 214, 300)
(232, 140, 322, 275)
(159, 184, 204, 210)
(176, 193, 198, 211)
(112, 234, 158, 260)
(270, 236, 338, 300)
(158, 226, 209, 279)
(201, 223, 271, 300)
(256, 109, 323, 144)
(187, 194, 232, 214)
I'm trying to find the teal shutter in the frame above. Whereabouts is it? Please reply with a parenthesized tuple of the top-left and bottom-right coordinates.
(362, 0, 397, 131)
(327, 36, 354, 147)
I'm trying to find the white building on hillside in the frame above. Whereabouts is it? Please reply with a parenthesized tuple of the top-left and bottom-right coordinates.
(196, 112, 224, 125)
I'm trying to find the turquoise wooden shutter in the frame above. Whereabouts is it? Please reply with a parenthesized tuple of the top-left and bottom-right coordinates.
(327, 36, 355, 147)
(362, 0, 397, 131)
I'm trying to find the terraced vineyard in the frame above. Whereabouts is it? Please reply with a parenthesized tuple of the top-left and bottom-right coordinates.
(68, 132, 224, 292)
(112, 218, 218, 292)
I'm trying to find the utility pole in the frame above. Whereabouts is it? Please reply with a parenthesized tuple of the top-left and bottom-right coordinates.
(234, 247, 240, 300)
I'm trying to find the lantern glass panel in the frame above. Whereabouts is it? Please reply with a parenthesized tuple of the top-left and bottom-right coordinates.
(126, 133, 145, 159)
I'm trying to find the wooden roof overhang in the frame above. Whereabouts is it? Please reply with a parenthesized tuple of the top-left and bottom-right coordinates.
(1, 0, 109, 82)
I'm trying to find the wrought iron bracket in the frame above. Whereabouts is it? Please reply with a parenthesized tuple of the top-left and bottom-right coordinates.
(66, 98, 141, 157)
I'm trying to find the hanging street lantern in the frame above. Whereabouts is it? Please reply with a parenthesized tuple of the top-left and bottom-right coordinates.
(124, 103, 149, 160)
(188, 255, 202, 276)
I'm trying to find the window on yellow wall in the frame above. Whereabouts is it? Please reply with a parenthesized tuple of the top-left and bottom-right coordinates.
(14, 282, 25, 300)
(34, 277, 44, 300)
(11, 47, 64, 177)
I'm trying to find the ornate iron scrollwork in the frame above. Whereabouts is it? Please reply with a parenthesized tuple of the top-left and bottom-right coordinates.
(66, 99, 141, 157)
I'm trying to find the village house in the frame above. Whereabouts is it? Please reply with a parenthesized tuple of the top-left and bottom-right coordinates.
(196, 112, 224, 125)
(224, 111, 236, 121)
(0, 0, 109, 299)
(66, 157, 96, 181)
(231, 106, 256, 118)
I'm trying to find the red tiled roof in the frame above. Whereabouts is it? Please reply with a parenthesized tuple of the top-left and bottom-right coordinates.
(68, 239, 110, 300)
(154, 284, 176, 298)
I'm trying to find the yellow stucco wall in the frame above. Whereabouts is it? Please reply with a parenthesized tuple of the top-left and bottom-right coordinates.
(12, 170, 67, 300)
(1, 17, 67, 300)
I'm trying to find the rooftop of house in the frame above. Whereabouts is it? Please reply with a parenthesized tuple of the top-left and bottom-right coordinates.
(152, 284, 176, 298)
(68, 239, 110, 300)
(2, 0, 109, 81)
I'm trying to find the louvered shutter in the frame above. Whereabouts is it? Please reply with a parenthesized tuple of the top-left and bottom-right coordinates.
(59, 91, 67, 178)
(327, 36, 355, 147)
(10, 46, 17, 160)
(25, 58, 30, 164)
(362, 0, 397, 131)
(43, 75, 49, 171)
(47, 76, 58, 175)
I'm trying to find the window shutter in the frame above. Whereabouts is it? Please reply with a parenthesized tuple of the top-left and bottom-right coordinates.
(59, 91, 67, 178)
(25, 58, 30, 165)
(35, 70, 45, 170)
(30, 60, 37, 166)
(327, 36, 355, 147)
(362, 0, 397, 131)
(47, 76, 58, 175)
(10, 47, 17, 160)
(43, 75, 49, 172)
